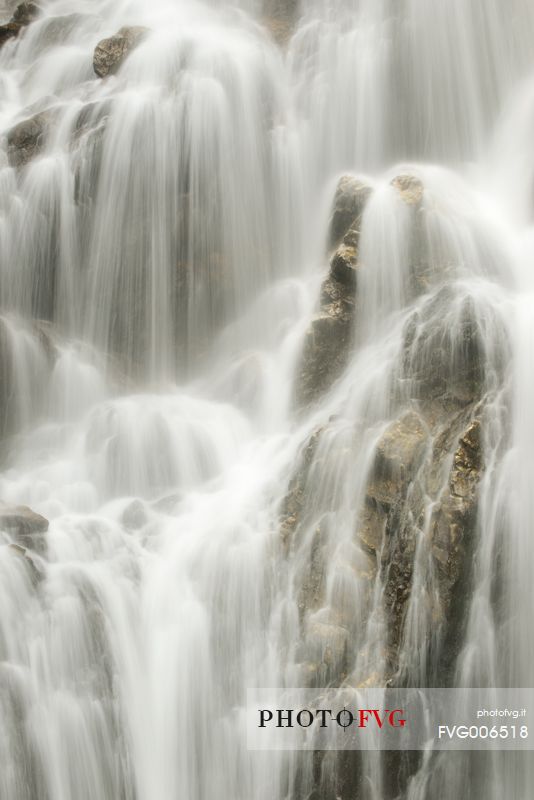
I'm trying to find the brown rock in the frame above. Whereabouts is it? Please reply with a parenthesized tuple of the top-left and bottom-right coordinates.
(367, 411, 428, 507)
(6, 108, 56, 167)
(93, 26, 150, 78)
(0, 505, 49, 556)
(295, 179, 372, 408)
(262, 0, 298, 46)
(329, 175, 373, 250)
(391, 174, 424, 206)
(0, 2, 39, 47)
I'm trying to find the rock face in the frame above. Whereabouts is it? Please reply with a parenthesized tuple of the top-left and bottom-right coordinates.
(0, 505, 49, 556)
(329, 176, 373, 250)
(93, 26, 149, 78)
(0, 2, 39, 47)
(6, 108, 56, 167)
(286, 172, 500, 702)
(295, 175, 372, 408)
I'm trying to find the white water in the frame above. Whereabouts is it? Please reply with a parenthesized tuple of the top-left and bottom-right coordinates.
(1, 1, 534, 798)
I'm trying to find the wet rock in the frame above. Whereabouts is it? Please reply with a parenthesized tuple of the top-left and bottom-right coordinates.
(6, 108, 56, 167)
(0, 505, 49, 556)
(401, 288, 494, 410)
(330, 243, 359, 289)
(358, 498, 387, 557)
(305, 619, 349, 673)
(93, 26, 150, 78)
(296, 179, 372, 408)
(432, 420, 482, 594)
(34, 13, 93, 48)
(262, 0, 298, 46)
(296, 311, 353, 408)
(358, 425, 425, 643)
(7, 543, 43, 584)
(329, 176, 373, 250)
(391, 173, 424, 207)
(297, 526, 329, 617)
(0, 2, 38, 47)
(366, 411, 428, 507)
(280, 427, 324, 548)
(428, 418, 484, 676)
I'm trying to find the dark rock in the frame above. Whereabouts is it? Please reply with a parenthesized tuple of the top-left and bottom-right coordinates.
(329, 176, 373, 251)
(6, 108, 56, 167)
(432, 420, 483, 596)
(296, 311, 353, 408)
(358, 407, 484, 680)
(367, 411, 428, 508)
(295, 178, 373, 408)
(280, 426, 324, 549)
(93, 26, 149, 78)
(0, 505, 49, 556)
(401, 288, 494, 410)
(11, 1, 37, 24)
(0, 2, 39, 47)
(330, 243, 359, 289)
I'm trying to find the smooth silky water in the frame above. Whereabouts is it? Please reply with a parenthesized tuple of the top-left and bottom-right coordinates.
(0, 0, 533, 798)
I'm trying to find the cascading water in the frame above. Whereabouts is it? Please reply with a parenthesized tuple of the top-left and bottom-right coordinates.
(1, 0, 534, 798)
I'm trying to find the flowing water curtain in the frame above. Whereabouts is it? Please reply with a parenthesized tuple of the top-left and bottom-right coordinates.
(0, 1, 534, 800)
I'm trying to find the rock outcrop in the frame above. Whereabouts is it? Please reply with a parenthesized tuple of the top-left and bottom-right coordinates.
(0, 2, 39, 47)
(295, 176, 372, 408)
(287, 172, 500, 696)
(93, 26, 149, 78)
(6, 108, 56, 167)
(329, 176, 373, 251)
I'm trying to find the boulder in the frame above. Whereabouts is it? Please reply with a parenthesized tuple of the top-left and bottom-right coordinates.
(391, 173, 424, 207)
(93, 26, 149, 78)
(0, 505, 49, 556)
(0, 2, 39, 47)
(262, 0, 298, 46)
(6, 108, 56, 167)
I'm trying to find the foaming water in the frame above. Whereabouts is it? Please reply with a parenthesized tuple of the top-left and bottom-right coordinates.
(1, 1, 534, 798)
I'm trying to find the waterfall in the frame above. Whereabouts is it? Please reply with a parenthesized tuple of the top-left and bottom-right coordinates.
(1, 0, 533, 798)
